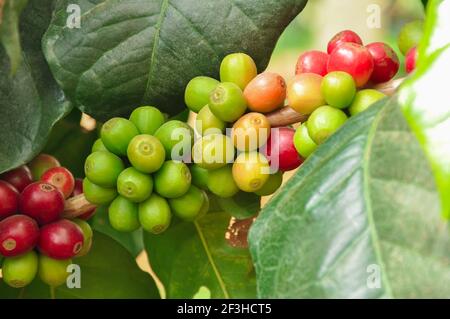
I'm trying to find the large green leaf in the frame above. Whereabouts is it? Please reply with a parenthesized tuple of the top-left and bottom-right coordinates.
(43, 0, 308, 120)
(399, 0, 450, 219)
(0, 232, 159, 298)
(0, 0, 72, 173)
(249, 99, 450, 298)
(144, 212, 256, 298)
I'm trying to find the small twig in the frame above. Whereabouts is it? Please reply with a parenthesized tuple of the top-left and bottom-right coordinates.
(267, 77, 405, 127)
(63, 194, 97, 219)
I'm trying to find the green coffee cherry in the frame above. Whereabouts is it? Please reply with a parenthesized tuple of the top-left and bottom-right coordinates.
(185, 77, 220, 113)
(398, 20, 424, 55)
(207, 165, 239, 198)
(190, 164, 209, 190)
(220, 53, 257, 90)
(129, 106, 165, 135)
(321, 71, 356, 109)
(108, 196, 141, 232)
(349, 89, 386, 116)
(91, 138, 108, 153)
(83, 178, 117, 205)
(38, 255, 71, 287)
(195, 105, 226, 135)
(117, 167, 153, 203)
(255, 171, 283, 196)
(101, 117, 139, 156)
(154, 160, 191, 198)
(72, 219, 93, 257)
(169, 185, 205, 222)
(198, 190, 210, 218)
(209, 83, 247, 122)
(192, 134, 235, 170)
(307, 106, 348, 145)
(127, 134, 165, 173)
(139, 194, 171, 234)
(293, 123, 317, 158)
(154, 120, 194, 160)
(2, 251, 38, 288)
(84, 151, 124, 187)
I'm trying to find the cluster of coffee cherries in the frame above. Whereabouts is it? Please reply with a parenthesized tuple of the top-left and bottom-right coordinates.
(0, 155, 93, 288)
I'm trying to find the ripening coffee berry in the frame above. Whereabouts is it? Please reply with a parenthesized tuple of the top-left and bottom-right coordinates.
(0, 180, 19, 219)
(207, 165, 239, 198)
(154, 161, 191, 199)
(117, 167, 153, 203)
(231, 112, 271, 151)
(209, 82, 247, 122)
(72, 219, 93, 257)
(366, 42, 400, 84)
(129, 106, 166, 135)
(108, 196, 140, 232)
(405, 46, 418, 74)
(254, 171, 283, 196)
(287, 73, 325, 115)
(38, 219, 84, 259)
(41, 167, 75, 199)
(349, 89, 386, 116)
(84, 151, 124, 188)
(192, 134, 235, 170)
(38, 254, 72, 287)
(139, 194, 171, 234)
(0, 215, 39, 257)
(154, 120, 194, 161)
(169, 185, 206, 222)
(307, 106, 348, 144)
(101, 117, 139, 156)
(2, 250, 38, 288)
(296, 50, 329, 76)
(220, 53, 257, 90)
(28, 154, 61, 181)
(321, 71, 356, 109)
(83, 178, 117, 205)
(0, 165, 33, 192)
(232, 152, 270, 193)
(127, 134, 165, 173)
(327, 30, 363, 54)
(262, 127, 303, 172)
(244, 72, 286, 113)
(20, 182, 65, 225)
(195, 105, 226, 136)
(294, 123, 317, 159)
(185, 77, 220, 113)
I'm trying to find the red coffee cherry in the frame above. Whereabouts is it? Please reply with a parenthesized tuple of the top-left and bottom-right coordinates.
(0, 181, 19, 220)
(0, 215, 39, 257)
(38, 219, 84, 259)
(0, 165, 33, 192)
(41, 167, 75, 199)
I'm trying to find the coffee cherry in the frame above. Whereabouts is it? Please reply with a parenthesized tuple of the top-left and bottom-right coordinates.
(0, 180, 19, 219)
(72, 219, 93, 257)
(287, 73, 325, 115)
(38, 254, 71, 287)
(38, 219, 84, 259)
(83, 178, 117, 205)
(195, 105, 226, 136)
(327, 30, 363, 54)
(295, 50, 329, 76)
(91, 138, 108, 153)
(127, 134, 165, 173)
(41, 167, 75, 199)
(366, 42, 400, 83)
(220, 53, 257, 90)
(244, 72, 286, 113)
(185, 77, 220, 113)
(0, 215, 39, 257)
(307, 106, 348, 144)
(154, 160, 191, 199)
(209, 82, 247, 122)
(321, 71, 356, 109)
(129, 106, 165, 135)
(398, 20, 423, 55)
(28, 154, 60, 181)
(72, 178, 96, 220)
(2, 250, 38, 288)
(117, 167, 153, 203)
(84, 151, 124, 188)
(262, 127, 303, 172)
(207, 165, 239, 198)
(405, 46, 418, 74)
(294, 123, 317, 158)
(232, 152, 270, 192)
(190, 164, 209, 190)
(192, 134, 235, 170)
(108, 196, 140, 232)
(255, 171, 283, 196)
(20, 182, 65, 225)
(101, 117, 139, 156)
(0, 165, 33, 192)
(139, 194, 171, 234)
(349, 89, 386, 116)
(231, 112, 270, 152)
(169, 185, 205, 222)
(154, 120, 194, 161)
(328, 43, 374, 88)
